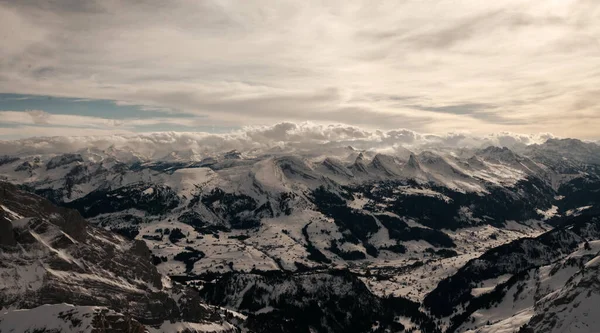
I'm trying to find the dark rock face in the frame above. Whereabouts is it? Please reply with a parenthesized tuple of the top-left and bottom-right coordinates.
(46, 153, 84, 170)
(0, 181, 229, 330)
(0, 218, 16, 246)
(1, 181, 88, 241)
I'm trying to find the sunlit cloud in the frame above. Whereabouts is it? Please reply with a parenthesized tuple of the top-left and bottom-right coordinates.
(0, 0, 598, 139)
(0, 122, 561, 159)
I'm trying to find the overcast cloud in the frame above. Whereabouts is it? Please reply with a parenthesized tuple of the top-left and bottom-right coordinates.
(0, 0, 599, 139)
(0, 122, 562, 159)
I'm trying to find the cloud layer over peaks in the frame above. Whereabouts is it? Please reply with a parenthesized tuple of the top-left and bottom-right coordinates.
(0, 122, 558, 158)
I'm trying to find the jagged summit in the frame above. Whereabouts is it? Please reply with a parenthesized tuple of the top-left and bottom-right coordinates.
(321, 157, 354, 177)
(478, 145, 511, 155)
(350, 152, 369, 173)
(45, 153, 83, 170)
(370, 154, 402, 176)
(405, 153, 421, 169)
(416, 151, 441, 164)
(224, 149, 242, 160)
(476, 145, 521, 163)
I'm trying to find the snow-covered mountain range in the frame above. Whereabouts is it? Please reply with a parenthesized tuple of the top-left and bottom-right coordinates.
(1, 135, 599, 332)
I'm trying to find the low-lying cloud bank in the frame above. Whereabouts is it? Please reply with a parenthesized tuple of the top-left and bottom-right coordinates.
(0, 122, 563, 159)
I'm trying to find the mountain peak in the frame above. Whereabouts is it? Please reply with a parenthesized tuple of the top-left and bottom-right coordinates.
(224, 150, 242, 159)
(322, 157, 354, 177)
(417, 151, 443, 164)
(406, 153, 422, 169)
(350, 153, 368, 173)
(477, 145, 520, 163)
(371, 154, 401, 176)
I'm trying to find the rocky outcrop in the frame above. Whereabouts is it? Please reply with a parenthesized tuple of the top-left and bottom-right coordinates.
(46, 153, 84, 170)
(0, 218, 16, 246)
(519, 250, 600, 333)
(0, 181, 236, 331)
(0, 181, 88, 241)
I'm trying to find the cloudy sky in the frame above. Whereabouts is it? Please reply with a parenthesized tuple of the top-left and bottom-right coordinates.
(0, 0, 599, 140)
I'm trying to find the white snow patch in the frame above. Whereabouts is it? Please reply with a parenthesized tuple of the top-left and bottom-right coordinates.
(0, 304, 102, 333)
(465, 308, 534, 333)
(565, 205, 592, 216)
(471, 274, 512, 297)
(395, 186, 452, 203)
(348, 196, 369, 209)
(148, 321, 237, 333)
(0, 204, 23, 221)
(536, 205, 558, 220)
(142, 187, 154, 195)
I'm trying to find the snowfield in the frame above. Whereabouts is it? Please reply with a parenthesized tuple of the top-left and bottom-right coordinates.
(1, 137, 600, 333)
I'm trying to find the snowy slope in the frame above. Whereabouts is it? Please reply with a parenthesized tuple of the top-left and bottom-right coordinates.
(0, 181, 240, 333)
(0, 304, 146, 333)
(425, 212, 600, 333)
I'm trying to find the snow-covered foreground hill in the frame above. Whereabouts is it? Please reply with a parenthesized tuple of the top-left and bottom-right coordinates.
(0, 181, 241, 332)
(1, 137, 599, 332)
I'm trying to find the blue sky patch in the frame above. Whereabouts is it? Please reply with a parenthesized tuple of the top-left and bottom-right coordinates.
(0, 93, 193, 119)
